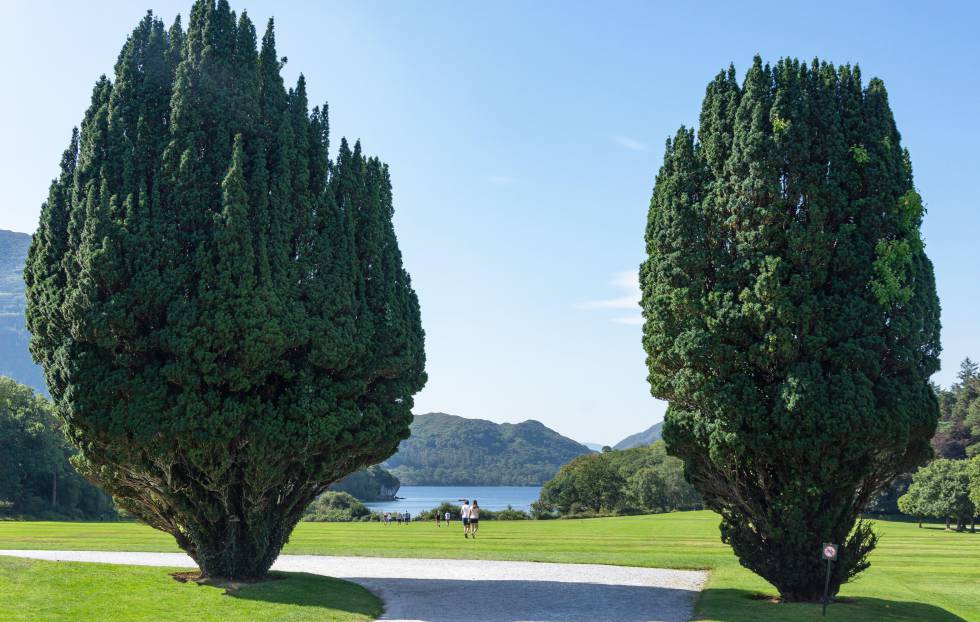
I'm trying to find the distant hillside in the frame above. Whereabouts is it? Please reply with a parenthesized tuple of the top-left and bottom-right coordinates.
(0, 230, 45, 393)
(613, 421, 664, 450)
(385, 412, 592, 486)
(582, 442, 604, 452)
(330, 465, 400, 501)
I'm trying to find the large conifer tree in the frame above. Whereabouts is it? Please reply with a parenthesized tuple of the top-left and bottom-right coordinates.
(25, 2, 425, 579)
(640, 57, 940, 600)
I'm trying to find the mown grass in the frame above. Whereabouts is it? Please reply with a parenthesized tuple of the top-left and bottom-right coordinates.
(1, 511, 976, 621)
(0, 554, 381, 621)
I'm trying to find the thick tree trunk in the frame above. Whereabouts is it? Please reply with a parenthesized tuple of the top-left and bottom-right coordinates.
(945, 516, 950, 530)
(189, 513, 296, 580)
(166, 491, 316, 581)
(736, 521, 876, 603)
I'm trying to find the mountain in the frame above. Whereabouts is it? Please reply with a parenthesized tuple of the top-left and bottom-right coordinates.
(384, 412, 592, 486)
(330, 465, 400, 501)
(613, 421, 664, 450)
(582, 442, 605, 452)
(0, 230, 45, 393)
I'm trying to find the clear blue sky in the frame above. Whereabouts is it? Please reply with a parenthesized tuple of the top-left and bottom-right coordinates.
(2, 1, 978, 445)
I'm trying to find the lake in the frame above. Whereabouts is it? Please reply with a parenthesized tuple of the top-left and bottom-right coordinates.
(363, 485, 541, 515)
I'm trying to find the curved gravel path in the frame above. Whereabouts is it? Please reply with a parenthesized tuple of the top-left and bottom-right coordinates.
(0, 550, 707, 622)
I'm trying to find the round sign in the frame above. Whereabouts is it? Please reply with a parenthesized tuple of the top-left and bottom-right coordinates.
(823, 544, 837, 559)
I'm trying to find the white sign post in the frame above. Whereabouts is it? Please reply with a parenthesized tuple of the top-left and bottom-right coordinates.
(820, 542, 838, 616)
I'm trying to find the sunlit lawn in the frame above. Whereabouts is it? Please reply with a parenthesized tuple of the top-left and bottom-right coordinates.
(0, 554, 381, 622)
(1, 511, 976, 621)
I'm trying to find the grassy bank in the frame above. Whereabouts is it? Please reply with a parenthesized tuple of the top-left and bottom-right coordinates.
(0, 555, 381, 621)
(0, 511, 975, 621)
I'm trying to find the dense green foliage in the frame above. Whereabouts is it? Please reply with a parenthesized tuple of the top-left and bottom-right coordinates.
(533, 441, 700, 517)
(24, 1, 425, 579)
(4, 513, 978, 622)
(302, 492, 372, 523)
(329, 465, 400, 501)
(0, 231, 45, 392)
(898, 459, 976, 531)
(0, 377, 114, 519)
(932, 358, 980, 458)
(0, 556, 381, 622)
(969, 456, 980, 511)
(612, 421, 663, 450)
(384, 412, 590, 485)
(640, 57, 941, 601)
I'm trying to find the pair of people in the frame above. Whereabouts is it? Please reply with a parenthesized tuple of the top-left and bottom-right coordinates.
(460, 499, 480, 539)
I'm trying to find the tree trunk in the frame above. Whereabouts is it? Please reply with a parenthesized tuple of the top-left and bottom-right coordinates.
(51, 472, 57, 507)
(945, 516, 950, 530)
(160, 496, 313, 581)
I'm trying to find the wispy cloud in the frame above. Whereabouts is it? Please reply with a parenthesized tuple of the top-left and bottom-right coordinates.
(612, 135, 648, 152)
(578, 270, 643, 325)
(611, 316, 644, 326)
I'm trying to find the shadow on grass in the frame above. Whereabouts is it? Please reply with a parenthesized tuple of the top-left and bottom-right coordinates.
(239, 575, 701, 622)
(228, 571, 382, 619)
(700, 589, 969, 622)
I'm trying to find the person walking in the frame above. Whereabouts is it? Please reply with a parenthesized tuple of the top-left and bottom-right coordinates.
(444, 510, 451, 526)
(469, 500, 480, 539)
(436, 511, 441, 527)
(461, 499, 471, 538)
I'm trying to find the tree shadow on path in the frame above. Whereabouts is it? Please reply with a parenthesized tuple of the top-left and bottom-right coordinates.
(234, 576, 699, 622)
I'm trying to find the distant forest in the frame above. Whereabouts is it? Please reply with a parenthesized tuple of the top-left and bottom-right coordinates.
(0, 377, 115, 520)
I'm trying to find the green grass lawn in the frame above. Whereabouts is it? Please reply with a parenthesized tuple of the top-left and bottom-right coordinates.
(1, 512, 976, 621)
(0, 554, 381, 621)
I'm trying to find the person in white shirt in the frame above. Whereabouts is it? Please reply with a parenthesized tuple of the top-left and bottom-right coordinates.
(461, 499, 471, 538)
(444, 510, 451, 525)
(469, 500, 480, 539)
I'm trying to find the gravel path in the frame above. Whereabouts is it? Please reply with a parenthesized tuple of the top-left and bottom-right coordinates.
(1, 550, 707, 622)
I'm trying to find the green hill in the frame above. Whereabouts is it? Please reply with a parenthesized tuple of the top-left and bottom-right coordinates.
(384, 412, 591, 485)
(329, 465, 400, 501)
(612, 421, 663, 450)
(0, 230, 45, 393)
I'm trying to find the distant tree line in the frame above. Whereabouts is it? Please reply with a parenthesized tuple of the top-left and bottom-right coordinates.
(932, 358, 980, 459)
(898, 457, 980, 532)
(302, 491, 373, 522)
(532, 441, 701, 518)
(0, 377, 115, 520)
(414, 501, 530, 521)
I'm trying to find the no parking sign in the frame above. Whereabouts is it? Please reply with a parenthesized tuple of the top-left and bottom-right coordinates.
(821, 543, 838, 560)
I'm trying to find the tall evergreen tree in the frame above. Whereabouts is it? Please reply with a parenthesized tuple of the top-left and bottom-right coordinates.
(25, 2, 425, 579)
(640, 57, 940, 601)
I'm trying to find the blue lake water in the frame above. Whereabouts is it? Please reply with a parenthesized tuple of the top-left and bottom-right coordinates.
(363, 486, 541, 514)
